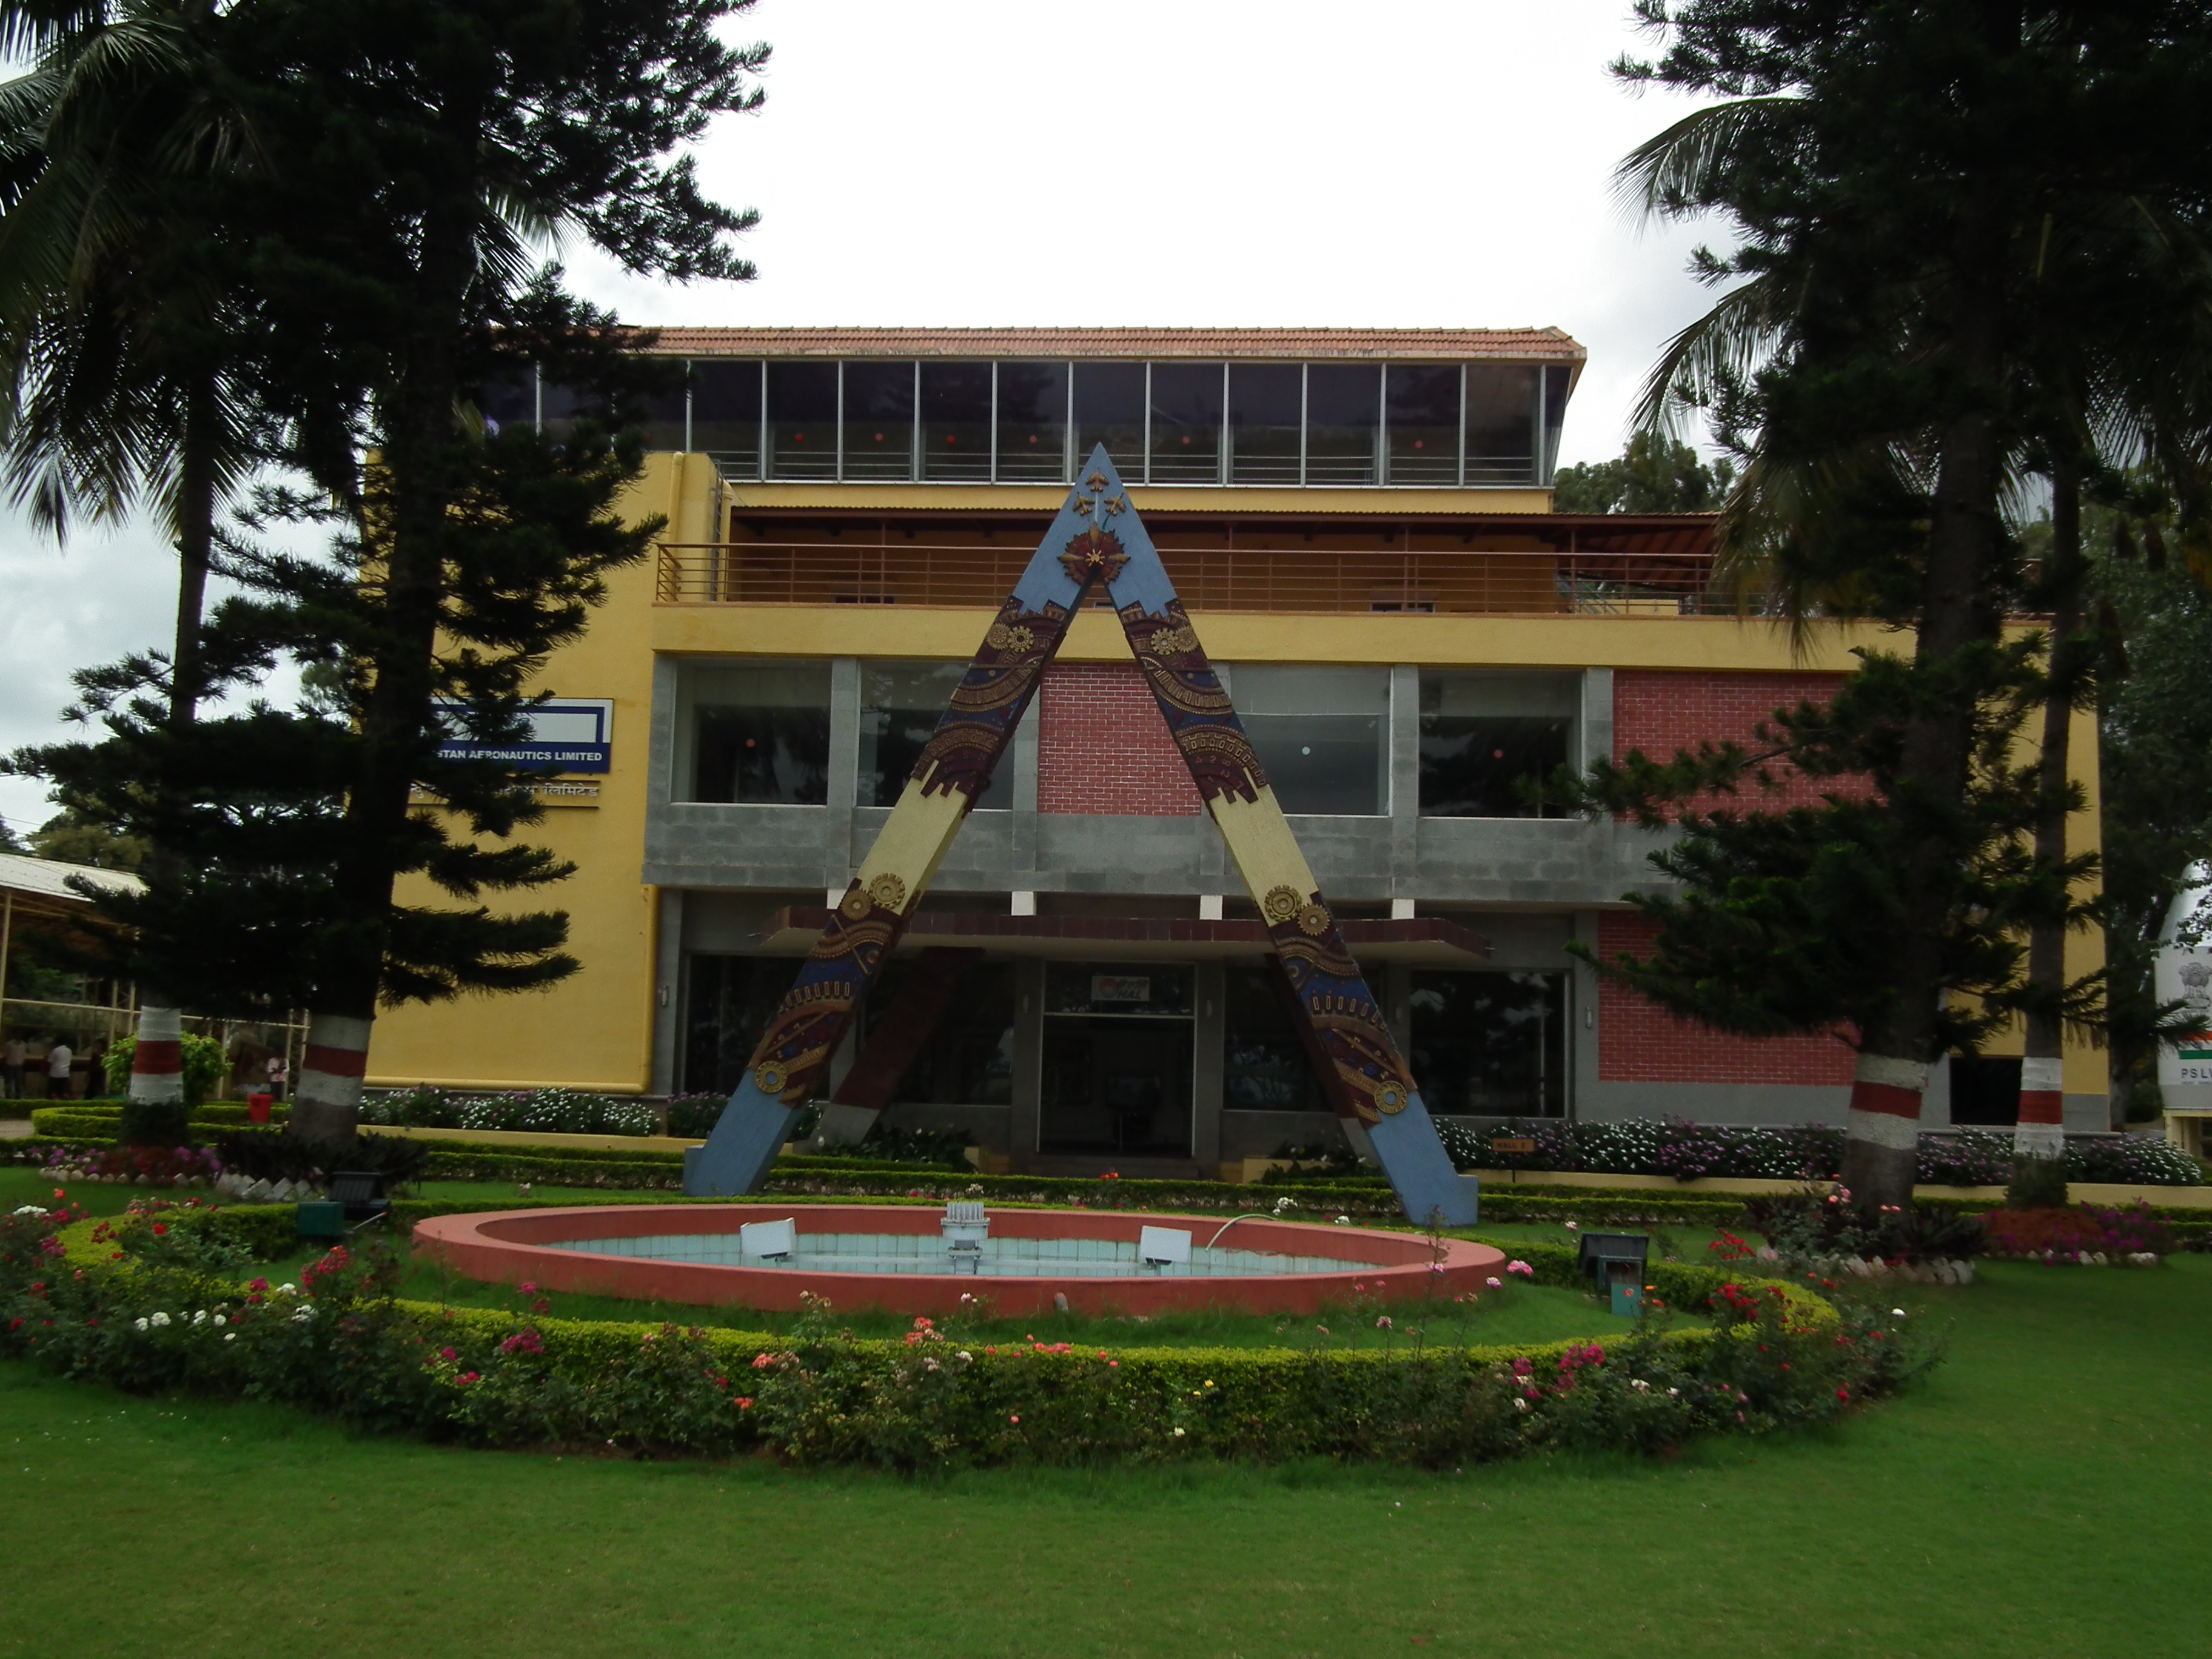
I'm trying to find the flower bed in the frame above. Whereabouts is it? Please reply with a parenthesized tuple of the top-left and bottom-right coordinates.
(1448, 1117, 2203, 1187)
(0, 1193, 1940, 1470)
(1982, 1204, 2179, 1264)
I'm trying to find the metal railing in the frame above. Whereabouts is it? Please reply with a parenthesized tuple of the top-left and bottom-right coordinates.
(654, 541, 1724, 617)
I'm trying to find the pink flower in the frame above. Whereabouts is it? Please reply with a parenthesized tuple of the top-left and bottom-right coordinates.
(1009, 1415, 1020, 1424)
(1486, 1276, 1503, 1289)
(1506, 1261, 1534, 1278)
(1376, 1316, 1392, 1330)
(518, 1282, 537, 1295)
(440, 1346, 457, 1362)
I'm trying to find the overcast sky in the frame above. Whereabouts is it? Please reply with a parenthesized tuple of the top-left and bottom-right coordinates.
(0, 0, 1723, 840)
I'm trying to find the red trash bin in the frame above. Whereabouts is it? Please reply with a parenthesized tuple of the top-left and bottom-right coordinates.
(247, 1093, 273, 1124)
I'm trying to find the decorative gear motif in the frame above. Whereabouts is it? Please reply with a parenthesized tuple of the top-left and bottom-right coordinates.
(1372, 1081, 1410, 1116)
(1297, 901, 1332, 937)
(985, 621, 1036, 652)
(1262, 885, 1303, 925)
(866, 873, 907, 913)
(839, 886, 874, 921)
(753, 1061, 788, 1096)
(1150, 625, 1199, 657)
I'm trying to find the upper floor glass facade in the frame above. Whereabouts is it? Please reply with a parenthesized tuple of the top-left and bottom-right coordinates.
(507, 357, 1572, 491)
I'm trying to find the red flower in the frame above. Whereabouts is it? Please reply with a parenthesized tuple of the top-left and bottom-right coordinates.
(151, 1223, 167, 1236)
(736, 1397, 754, 1410)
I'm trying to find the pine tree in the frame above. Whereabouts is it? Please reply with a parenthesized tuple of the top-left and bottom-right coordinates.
(1611, 1, 2212, 1203)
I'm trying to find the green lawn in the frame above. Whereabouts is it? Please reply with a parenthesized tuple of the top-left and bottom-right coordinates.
(4, 1254, 2205, 1658)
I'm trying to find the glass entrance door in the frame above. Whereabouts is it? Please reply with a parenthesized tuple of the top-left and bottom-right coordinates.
(1039, 963, 1194, 1156)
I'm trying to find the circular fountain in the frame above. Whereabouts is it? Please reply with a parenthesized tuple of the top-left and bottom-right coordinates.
(414, 1203, 1507, 1318)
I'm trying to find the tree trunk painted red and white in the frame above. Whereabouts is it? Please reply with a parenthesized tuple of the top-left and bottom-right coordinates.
(129, 1005, 186, 1104)
(1839, 1051, 1925, 1201)
(289, 1011, 374, 1149)
(2015, 1055, 2066, 1160)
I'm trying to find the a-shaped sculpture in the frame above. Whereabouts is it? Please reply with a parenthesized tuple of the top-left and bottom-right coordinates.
(685, 448, 1477, 1225)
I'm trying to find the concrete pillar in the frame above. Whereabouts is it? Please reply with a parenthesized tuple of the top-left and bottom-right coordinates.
(1193, 960, 1226, 1174)
(649, 887, 684, 1096)
(1570, 910, 1603, 1122)
(1010, 957, 1045, 1164)
(824, 657, 860, 884)
(1388, 663, 1421, 894)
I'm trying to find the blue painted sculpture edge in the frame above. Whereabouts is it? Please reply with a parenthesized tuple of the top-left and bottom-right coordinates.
(685, 1075, 793, 1196)
(1369, 1098, 1480, 1227)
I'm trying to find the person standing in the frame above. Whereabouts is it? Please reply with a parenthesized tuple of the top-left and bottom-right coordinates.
(265, 1050, 289, 1101)
(45, 1037, 73, 1101)
(2, 1034, 24, 1099)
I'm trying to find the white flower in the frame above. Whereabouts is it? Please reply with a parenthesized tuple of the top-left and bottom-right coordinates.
(13, 1204, 48, 1217)
(224, 1332, 236, 1342)
(1513, 1398, 1529, 1412)
(133, 1318, 149, 1332)
(278, 1284, 297, 1295)
(956, 1351, 972, 1362)
(212, 1314, 227, 1327)
(1171, 1427, 1186, 1437)
(1630, 1378, 1651, 1392)
(1667, 1388, 1679, 1397)
(192, 1310, 208, 1326)
(1892, 1308, 1907, 1317)
(150, 1311, 172, 1329)
(292, 1304, 316, 1322)
(1333, 1215, 1352, 1226)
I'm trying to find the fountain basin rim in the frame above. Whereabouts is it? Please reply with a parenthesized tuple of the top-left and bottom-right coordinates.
(412, 1203, 1507, 1318)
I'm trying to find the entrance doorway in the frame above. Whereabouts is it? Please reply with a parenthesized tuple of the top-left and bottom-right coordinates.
(1041, 1019, 1194, 1156)
(1038, 962, 1194, 1157)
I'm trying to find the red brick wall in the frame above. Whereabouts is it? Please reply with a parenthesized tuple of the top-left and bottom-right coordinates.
(1613, 669, 1853, 814)
(1596, 913, 1857, 1085)
(1037, 663, 1202, 817)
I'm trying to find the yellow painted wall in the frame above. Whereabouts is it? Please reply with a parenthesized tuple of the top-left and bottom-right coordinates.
(363, 453, 717, 1093)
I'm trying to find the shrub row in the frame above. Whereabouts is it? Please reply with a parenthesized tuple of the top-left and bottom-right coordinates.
(2, 1199, 1934, 1470)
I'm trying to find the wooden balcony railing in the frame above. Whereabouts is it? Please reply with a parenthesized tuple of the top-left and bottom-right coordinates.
(654, 542, 1728, 617)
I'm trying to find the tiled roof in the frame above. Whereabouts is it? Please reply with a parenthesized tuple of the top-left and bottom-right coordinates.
(632, 326, 1584, 363)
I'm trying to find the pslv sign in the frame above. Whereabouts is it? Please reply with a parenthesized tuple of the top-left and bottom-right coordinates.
(434, 699, 613, 775)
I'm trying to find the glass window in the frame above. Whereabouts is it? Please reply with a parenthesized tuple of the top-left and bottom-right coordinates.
(842, 360, 915, 481)
(638, 372, 690, 452)
(1148, 363, 1224, 484)
(686, 660, 832, 804)
(1228, 364, 1302, 485)
(1227, 665, 1390, 816)
(765, 360, 838, 481)
(1408, 970, 1566, 1116)
(994, 360, 1068, 482)
(692, 360, 762, 477)
(1304, 363, 1381, 486)
(1044, 962, 1193, 1017)
(1072, 362, 1146, 480)
(862, 960, 1018, 1106)
(1223, 964, 1327, 1111)
(1386, 364, 1460, 486)
(682, 954, 796, 1094)
(1418, 671, 1578, 818)
(1464, 364, 1539, 486)
(478, 367, 537, 434)
(537, 377, 587, 441)
(920, 361, 993, 482)
(860, 662, 1013, 809)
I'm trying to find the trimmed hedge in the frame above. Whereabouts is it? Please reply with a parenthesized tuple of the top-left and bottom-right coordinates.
(0, 1197, 1932, 1470)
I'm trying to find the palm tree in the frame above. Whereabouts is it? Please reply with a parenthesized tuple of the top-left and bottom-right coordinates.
(0, 1, 258, 1120)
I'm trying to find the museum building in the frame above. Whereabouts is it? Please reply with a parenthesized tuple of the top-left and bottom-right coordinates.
(363, 327, 2110, 1172)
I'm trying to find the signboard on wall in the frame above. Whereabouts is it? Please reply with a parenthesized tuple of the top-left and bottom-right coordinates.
(1091, 975, 1153, 1004)
(434, 699, 613, 774)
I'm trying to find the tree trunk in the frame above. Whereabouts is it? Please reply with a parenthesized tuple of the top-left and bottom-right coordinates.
(2017, 462, 2084, 1163)
(129, 377, 219, 1110)
(1839, 312, 2007, 1208)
